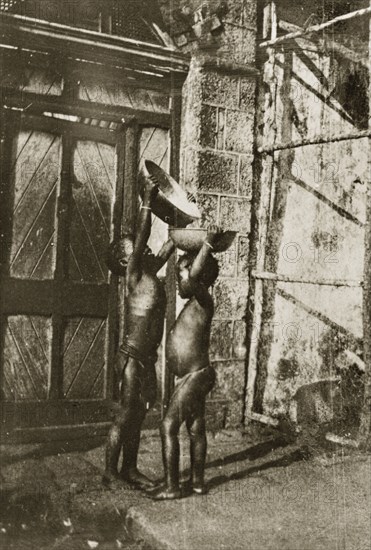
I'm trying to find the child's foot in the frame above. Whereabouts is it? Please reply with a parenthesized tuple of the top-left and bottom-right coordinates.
(148, 486, 182, 500)
(192, 483, 208, 495)
(120, 468, 156, 490)
(102, 470, 121, 488)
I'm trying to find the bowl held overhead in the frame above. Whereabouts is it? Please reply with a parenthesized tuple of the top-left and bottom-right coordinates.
(138, 160, 201, 227)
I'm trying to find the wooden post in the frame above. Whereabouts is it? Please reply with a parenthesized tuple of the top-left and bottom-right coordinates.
(244, 2, 278, 423)
(49, 133, 72, 400)
(121, 118, 139, 236)
(118, 118, 139, 360)
(359, 3, 371, 449)
(104, 128, 126, 401)
(162, 92, 182, 416)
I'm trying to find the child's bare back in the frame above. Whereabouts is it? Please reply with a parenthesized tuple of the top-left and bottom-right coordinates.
(150, 227, 221, 500)
(166, 294, 213, 377)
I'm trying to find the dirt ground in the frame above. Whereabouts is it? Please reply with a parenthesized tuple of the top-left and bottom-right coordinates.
(1, 427, 370, 550)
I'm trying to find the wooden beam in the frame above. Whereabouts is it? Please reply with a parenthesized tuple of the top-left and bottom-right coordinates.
(1, 88, 172, 129)
(252, 270, 363, 288)
(121, 118, 139, 235)
(0, 45, 185, 93)
(0, 279, 109, 316)
(279, 20, 368, 69)
(0, 400, 111, 430)
(162, 94, 182, 416)
(244, 8, 278, 424)
(260, 5, 371, 48)
(1, 424, 109, 444)
(258, 129, 371, 154)
(325, 433, 360, 448)
(0, 279, 55, 315)
(16, 112, 118, 145)
(247, 412, 280, 427)
(0, 12, 189, 77)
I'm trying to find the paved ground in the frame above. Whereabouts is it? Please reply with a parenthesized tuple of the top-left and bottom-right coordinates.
(1, 426, 370, 550)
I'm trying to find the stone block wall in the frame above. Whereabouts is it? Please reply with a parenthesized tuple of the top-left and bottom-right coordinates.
(175, 0, 258, 427)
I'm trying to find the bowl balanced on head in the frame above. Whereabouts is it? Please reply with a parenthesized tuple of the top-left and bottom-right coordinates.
(169, 226, 237, 253)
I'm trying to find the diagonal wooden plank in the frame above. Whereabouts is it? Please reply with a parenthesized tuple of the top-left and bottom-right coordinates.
(139, 127, 169, 167)
(6, 319, 40, 399)
(67, 323, 106, 399)
(29, 231, 55, 279)
(10, 132, 60, 260)
(10, 181, 58, 275)
(29, 315, 50, 365)
(70, 195, 106, 281)
(2, 370, 15, 401)
(89, 363, 105, 398)
(95, 141, 115, 190)
(69, 244, 85, 282)
(10, 129, 33, 174)
(31, 237, 56, 280)
(63, 317, 84, 356)
(64, 318, 106, 398)
(63, 318, 94, 393)
(75, 143, 110, 238)
(8, 316, 50, 399)
(158, 145, 169, 168)
(13, 133, 57, 211)
(138, 127, 157, 163)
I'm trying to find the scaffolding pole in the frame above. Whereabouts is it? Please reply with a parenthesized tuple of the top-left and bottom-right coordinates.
(258, 129, 371, 154)
(259, 5, 371, 49)
(252, 271, 363, 288)
(279, 20, 368, 68)
(244, 1, 278, 424)
(359, 0, 371, 450)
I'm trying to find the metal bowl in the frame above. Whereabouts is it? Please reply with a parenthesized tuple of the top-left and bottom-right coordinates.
(138, 160, 201, 227)
(169, 228, 237, 253)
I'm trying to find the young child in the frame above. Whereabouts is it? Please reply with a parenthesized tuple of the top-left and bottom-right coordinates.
(103, 177, 176, 489)
(151, 226, 220, 500)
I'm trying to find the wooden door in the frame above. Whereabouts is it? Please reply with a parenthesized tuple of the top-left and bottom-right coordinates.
(0, 111, 120, 441)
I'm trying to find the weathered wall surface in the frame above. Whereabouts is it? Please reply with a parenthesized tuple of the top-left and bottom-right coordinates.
(253, 37, 368, 431)
(159, 0, 258, 426)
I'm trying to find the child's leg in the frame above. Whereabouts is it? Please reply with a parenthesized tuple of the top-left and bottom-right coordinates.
(186, 408, 207, 493)
(156, 397, 183, 499)
(150, 380, 194, 500)
(186, 367, 215, 493)
(104, 356, 153, 488)
(120, 363, 156, 489)
(104, 354, 132, 482)
(151, 368, 215, 500)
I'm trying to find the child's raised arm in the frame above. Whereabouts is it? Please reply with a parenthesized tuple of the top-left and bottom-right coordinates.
(189, 225, 220, 283)
(154, 238, 176, 272)
(127, 178, 158, 290)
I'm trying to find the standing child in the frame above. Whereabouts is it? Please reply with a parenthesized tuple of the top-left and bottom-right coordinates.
(103, 177, 176, 489)
(151, 226, 221, 499)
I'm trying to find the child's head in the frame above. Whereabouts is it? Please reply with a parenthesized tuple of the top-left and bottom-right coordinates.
(176, 252, 219, 298)
(106, 235, 134, 275)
